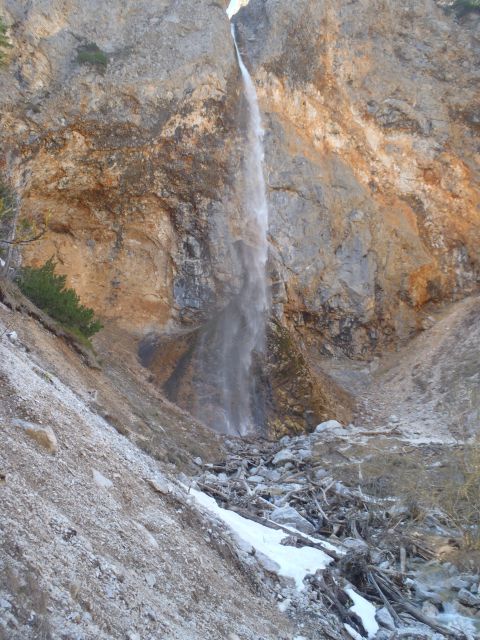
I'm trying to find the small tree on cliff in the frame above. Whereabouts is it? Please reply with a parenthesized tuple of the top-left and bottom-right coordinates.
(0, 179, 49, 277)
(16, 258, 103, 338)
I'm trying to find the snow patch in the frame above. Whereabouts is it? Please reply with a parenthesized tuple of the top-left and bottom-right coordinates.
(345, 587, 379, 639)
(190, 489, 332, 590)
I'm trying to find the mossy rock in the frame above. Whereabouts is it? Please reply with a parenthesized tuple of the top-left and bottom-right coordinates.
(76, 43, 108, 71)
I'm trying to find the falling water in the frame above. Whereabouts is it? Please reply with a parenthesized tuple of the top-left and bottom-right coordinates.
(195, 21, 270, 436)
(221, 24, 269, 435)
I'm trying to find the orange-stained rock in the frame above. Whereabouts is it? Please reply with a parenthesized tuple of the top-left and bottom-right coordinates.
(234, 0, 480, 356)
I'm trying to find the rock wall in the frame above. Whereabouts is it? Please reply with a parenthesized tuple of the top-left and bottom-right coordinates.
(234, 0, 480, 357)
(2, 0, 479, 434)
(0, 0, 243, 334)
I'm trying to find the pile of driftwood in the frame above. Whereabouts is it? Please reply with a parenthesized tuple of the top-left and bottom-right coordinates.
(193, 432, 477, 640)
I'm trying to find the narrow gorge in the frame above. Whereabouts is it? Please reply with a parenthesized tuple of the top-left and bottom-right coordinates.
(0, 1, 479, 639)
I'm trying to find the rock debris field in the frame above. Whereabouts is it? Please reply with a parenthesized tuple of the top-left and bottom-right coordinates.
(1, 304, 480, 640)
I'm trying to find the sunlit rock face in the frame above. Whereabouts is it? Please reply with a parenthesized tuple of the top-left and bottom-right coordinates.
(0, 0, 244, 334)
(234, 0, 480, 357)
(2, 0, 479, 435)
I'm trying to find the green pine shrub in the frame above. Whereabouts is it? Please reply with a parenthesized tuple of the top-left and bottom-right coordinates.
(17, 258, 103, 338)
(0, 16, 12, 66)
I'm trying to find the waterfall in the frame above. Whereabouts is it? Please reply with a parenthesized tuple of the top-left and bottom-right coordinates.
(198, 21, 269, 436)
(176, 15, 269, 436)
(221, 24, 269, 435)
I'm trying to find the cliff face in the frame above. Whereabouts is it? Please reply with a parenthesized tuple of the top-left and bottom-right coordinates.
(0, 0, 243, 334)
(234, 0, 480, 357)
(1, 0, 479, 433)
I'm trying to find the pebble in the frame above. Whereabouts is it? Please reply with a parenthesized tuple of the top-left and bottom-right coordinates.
(145, 573, 156, 588)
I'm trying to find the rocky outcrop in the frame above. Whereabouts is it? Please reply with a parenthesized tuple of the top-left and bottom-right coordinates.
(0, 0, 243, 334)
(234, 0, 480, 357)
(2, 0, 479, 435)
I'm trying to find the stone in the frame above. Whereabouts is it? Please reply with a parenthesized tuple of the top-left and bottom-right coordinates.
(451, 577, 470, 591)
(272, 449, 296, 466)
(145, 573, 156, 588)
(375, 606, 396, 631)
(269, 505, 316, 535)
(413, 584, 443, 605)
(193, 457, 203, 467)
(247, 475, 265, 484)
(388, 415, 400, 424)
(6, 331, 18, 343)
(295, 448, 311, 461)
(314, 420, 342, 434)
(14, 418, 58, 453)
(147, 477, 170, 495)
(92, 469, 113, 489)
(457, 588, 480, 608)
(421, 601, 439, 618)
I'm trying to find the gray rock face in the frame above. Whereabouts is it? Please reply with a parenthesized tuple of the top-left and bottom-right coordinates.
(235, 0, 480, 357)
(0, 0, 244, 333)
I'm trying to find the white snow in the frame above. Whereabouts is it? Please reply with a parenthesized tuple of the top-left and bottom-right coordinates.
(344, 624, 364, 640)
(345, 587, 379, 639)
(190, 489, 332, 590)
(227, 0, 248, 19)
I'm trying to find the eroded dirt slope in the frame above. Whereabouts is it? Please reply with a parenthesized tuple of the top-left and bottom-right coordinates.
(0, 302, 294, 640)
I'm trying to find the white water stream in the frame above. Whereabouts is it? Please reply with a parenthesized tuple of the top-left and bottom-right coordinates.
(216, 21, 269, 435)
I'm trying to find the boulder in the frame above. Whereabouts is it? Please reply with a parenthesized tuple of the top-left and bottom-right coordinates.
(458, 588, 480, 608)
(314, 420, 342, 434)
(269, 505, 315, 535)
(14, 418, 58, 453)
